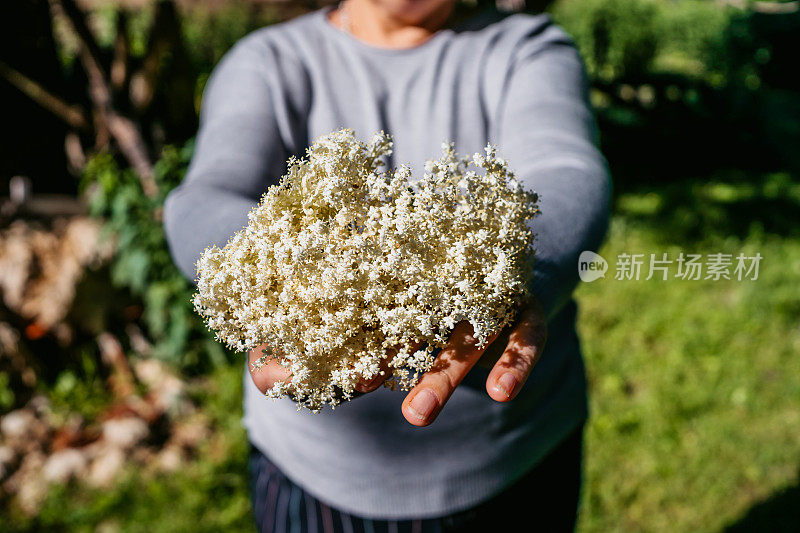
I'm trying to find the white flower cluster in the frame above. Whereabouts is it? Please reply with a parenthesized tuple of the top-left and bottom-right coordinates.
(193, 129, 539, 411)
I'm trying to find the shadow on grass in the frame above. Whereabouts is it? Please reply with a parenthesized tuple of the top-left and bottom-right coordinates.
(587, 68, 800, 246)
(724, 478, 800, 533)
(586, 24, 800, 243)
(611, 171, 800, 244)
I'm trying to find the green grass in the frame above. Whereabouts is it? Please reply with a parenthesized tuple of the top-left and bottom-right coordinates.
(575, 173, 800, 532)
(4, 172, 800, 532)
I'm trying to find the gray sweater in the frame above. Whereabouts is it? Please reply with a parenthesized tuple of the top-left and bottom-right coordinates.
(164, 6, 610, 519)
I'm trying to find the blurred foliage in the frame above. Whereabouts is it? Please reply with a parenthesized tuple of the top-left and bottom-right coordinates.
(5, 364, 252, 531)
(550, 0, 800, 183)
(180, 4, 283, 116)
(81, 144, 227, 371)
(34, 1, 284, 374)
(552, 0, 660, 79)
(51, 0, 800, 188)
(83, 0, 280, 116)
(549, 0, 791, 87)
(48, 347, 111, 420)
(551, 0, 738, 82)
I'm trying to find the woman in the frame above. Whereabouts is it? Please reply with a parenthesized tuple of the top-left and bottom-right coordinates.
(164, 0, 610, 531)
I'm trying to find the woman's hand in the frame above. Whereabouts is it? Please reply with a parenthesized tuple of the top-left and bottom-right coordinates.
(401, 297, 547, 426)
(247, 348, 292, 394)
(247, 344, 419, 396)
(249, 296, 547, 426)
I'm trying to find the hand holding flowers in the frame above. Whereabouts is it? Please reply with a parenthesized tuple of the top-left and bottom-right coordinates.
(195, 129, 542, 417)
(247, 298, 546, 426)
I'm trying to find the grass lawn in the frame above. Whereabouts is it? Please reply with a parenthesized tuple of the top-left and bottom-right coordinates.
(4, 172, 799, 532)
(576, 171, 800, 532)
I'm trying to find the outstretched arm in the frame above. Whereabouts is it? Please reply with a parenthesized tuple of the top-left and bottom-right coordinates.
(497, 28, 612, 320)
(399, 26, 611, 426)
(163, 37, 291, 280)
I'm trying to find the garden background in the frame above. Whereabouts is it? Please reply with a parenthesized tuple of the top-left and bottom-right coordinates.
(1, 0, 799, 530)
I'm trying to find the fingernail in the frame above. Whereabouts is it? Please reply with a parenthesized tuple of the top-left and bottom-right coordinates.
(408, 389, 438, 421)
(495, 372, 518, 398)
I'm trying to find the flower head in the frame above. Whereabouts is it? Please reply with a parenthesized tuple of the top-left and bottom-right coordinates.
(194, 129, 539, 411)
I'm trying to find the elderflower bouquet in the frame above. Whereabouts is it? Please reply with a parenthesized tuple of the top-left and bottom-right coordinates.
(193, 129, 539, 411)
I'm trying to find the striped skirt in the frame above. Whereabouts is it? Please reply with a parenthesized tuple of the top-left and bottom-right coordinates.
(248, 424, 583, 533)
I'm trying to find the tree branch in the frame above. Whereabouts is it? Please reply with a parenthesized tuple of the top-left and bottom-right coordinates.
(0, 60, 88, 130)
(49, 0, 158, 197)
(111, 9, 130, 94)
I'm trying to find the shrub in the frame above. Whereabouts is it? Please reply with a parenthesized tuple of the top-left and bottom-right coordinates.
(82, 145, 228, 370)
(551, 0, 659, 80)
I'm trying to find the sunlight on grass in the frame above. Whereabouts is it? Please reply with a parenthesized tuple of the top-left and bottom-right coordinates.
(575, 207, 800, 531)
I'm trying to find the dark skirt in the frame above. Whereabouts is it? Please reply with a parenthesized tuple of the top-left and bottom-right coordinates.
(249, 424, 583, 533)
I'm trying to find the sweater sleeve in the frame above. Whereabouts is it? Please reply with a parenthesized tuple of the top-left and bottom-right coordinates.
(496, 23, 612, 319)
(163, 35, 293, 281)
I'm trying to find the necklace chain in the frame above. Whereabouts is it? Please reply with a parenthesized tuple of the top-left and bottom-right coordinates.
(338, 0, 352, 34)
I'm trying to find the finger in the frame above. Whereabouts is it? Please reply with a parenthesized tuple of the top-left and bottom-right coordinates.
(486, 304, 547, 402)
(248, 345, 291, 394)
(354, 354, 393, 393)
(401, 322, 499, 427)
(355, 340, 425, 393)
